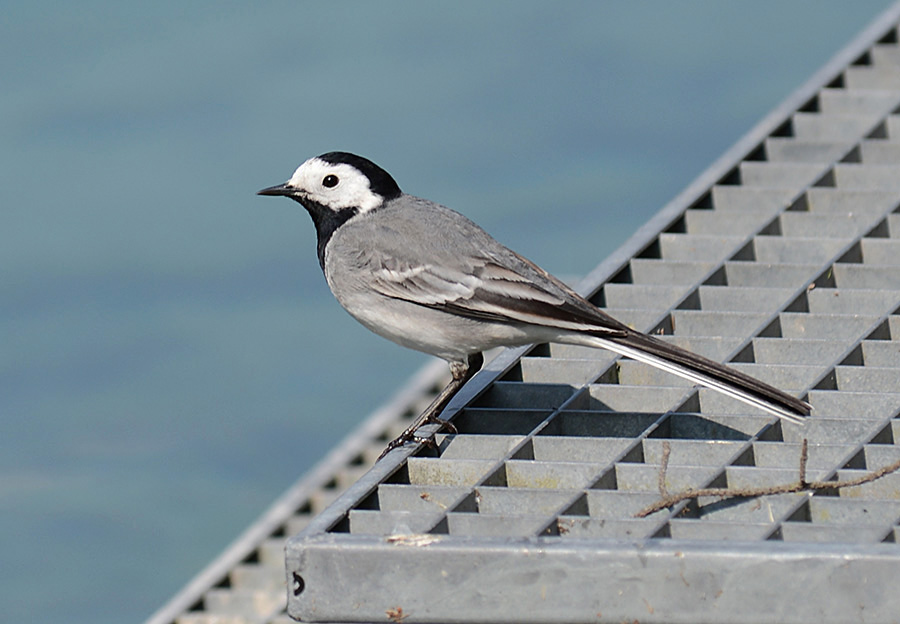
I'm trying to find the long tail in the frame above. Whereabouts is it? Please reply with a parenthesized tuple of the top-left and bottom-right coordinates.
(574, 331, 812, 424)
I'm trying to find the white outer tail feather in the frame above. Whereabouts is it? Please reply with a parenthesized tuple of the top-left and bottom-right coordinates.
(571, 334, 808, 425)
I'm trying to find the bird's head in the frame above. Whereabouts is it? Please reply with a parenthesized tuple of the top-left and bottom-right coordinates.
(258, 152, 402, 215)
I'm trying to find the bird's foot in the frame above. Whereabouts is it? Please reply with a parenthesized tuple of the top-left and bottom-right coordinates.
(377, 415, 458, 460)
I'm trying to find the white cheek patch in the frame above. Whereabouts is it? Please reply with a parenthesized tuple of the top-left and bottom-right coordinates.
(288, 158, 383, 213)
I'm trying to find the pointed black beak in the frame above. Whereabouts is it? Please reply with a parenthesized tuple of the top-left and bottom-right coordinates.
(257, 183, 295, 197)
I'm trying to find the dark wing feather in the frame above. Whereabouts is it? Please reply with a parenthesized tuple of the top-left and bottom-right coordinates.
(369, 251, 628, 337)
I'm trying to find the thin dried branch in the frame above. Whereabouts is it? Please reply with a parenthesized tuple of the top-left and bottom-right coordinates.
(798, 438, 808, 487)
(658, 441, 671, 498)
(635, 438, 900, 518)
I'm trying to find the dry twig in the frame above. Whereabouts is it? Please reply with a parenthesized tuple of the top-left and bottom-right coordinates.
(798, 438, 808, 487)
(658, 441, 671, 498)
(635, 438, 900, 518)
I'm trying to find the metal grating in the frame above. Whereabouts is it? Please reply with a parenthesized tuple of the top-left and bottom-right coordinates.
(286, 6, 900, 624)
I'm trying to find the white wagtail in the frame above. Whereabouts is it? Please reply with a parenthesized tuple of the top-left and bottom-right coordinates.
(259, 152, 811, 458)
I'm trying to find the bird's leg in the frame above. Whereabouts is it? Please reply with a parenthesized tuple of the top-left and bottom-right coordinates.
(378, 352, 484, 460)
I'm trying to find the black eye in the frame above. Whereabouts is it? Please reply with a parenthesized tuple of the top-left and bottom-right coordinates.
(322, 174, 339, 188)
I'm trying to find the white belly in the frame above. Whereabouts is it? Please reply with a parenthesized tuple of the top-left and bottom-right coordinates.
(332, 286, 538, 362)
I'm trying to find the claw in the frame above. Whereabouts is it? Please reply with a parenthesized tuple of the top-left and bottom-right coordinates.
(424, 415, 457, 435)
(411, 434, 438, 447)
(377, 438, 406, 461)
(376, 353, 484, 461)
(376, 427, 440, 461)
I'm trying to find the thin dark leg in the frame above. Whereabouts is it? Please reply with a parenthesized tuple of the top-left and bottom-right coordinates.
(378, 352, 484, 460)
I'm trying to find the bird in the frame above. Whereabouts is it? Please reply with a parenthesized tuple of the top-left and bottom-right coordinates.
(258, 151, 811, 459)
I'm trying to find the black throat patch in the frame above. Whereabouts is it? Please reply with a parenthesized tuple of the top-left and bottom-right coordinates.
(291, 197, 358, 271)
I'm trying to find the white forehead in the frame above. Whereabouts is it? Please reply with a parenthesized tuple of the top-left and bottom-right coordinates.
(287, 157, 382, 213)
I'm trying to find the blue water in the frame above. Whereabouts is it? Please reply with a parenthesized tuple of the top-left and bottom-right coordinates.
(2, 2, 893, 621)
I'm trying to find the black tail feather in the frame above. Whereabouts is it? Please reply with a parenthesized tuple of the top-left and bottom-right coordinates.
(606, 330, 812, 418)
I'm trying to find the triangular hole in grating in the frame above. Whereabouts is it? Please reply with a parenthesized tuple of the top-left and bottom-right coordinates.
(510, 439, 535, 460)
(878, 27, 898, 44)
(798, 94, 820, 113)
(589, 286, 608, 308)
(560, 493, 589, 516)
(812, 368, 839, 391)
(729, 240, 756, 261)
(702, 266, 728, 286)
(786, 193, 810, 212)
(867, 120, 890, 140)
(784, 290, 810, 313)
(690, 190, 714, 210)
(757, 317, 783, 339)
(812, 266, 837, 288)
(729, 342, 755, 364)
(636, 239, 662, 260)
(839, 145, 863, 164)
(664, 215, 687, 234)
(868, 421, 895, 445)
(730, 445, 756, 467)
(771, 119, 794, 138)
(842, 448, 867, 470)
(812, 169, 836, 188)
(608, 263, 633, 284)
(745, 143, 767, 162)
(839, 344, 864, 367)
(758, 216, 782, 236)
(675, 289, 701, 311)
(718, 166, 742, 186)
(836, 242, 863, 264)
(851, 51, 873, 66)
(785, 499, 812, 522)
(650, 313, 675, 336)
(865, 218, 890, 238)
(865, 319, 892, 341)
